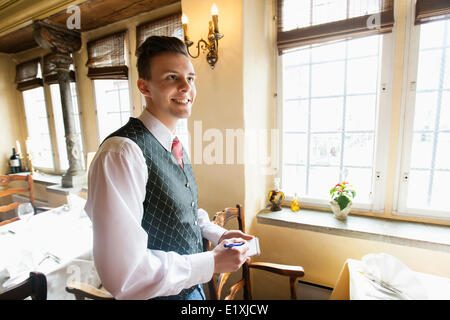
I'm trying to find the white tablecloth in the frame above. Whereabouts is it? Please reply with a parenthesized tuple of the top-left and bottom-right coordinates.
(0, 197, 101, 299)
(347, 258, 450, 300)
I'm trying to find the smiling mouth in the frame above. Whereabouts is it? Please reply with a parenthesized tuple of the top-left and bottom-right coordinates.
(171, 98, 191, 105)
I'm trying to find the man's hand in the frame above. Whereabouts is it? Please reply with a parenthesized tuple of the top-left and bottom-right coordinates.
(218, 230, 253, 244)
(212, 238, 250, 274)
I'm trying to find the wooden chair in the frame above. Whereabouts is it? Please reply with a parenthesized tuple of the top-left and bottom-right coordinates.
(65, 204, 305, 300)
(0, 216, 20, 227)
(0, 174, 50, 219)
(205, 204, 305, 300)
(66, 282, 114, 300)
(0, 272, 47, 300)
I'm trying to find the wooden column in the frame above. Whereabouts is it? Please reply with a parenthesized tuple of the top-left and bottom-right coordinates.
(33, 22, 84, 188)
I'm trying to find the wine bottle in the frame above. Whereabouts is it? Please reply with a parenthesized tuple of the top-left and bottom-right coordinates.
(9, 148, 21, 174)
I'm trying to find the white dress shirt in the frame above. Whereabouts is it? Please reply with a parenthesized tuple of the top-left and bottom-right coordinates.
(85, 109, 226, 300)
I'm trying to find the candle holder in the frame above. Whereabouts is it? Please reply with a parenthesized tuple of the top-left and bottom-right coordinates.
(182, 4, 224, 69)
(26, 153, 35, 174)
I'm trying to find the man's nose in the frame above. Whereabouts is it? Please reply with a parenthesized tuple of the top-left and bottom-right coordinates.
(178, 78, 191, 91)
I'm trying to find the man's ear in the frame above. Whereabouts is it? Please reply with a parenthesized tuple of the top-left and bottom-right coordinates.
(137, 78, 151, 98)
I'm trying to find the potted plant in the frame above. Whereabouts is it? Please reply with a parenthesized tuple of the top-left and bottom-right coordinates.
(329, 181, 356, 220)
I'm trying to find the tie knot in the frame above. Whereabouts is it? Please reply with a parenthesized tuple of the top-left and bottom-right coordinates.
(172, 138, 180, 150)
(171, 138, 183, 169)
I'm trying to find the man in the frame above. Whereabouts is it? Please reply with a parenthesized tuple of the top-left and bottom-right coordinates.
(85, 36, 253, 300)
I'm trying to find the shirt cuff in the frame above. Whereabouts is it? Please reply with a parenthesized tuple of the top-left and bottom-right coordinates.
(186, 251, 215, 286)
(203, 223, 227, 245)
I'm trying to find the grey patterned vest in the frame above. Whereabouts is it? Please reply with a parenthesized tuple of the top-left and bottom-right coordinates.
(104, 117, 203, 299)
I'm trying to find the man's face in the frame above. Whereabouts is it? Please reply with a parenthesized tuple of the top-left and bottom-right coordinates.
(141, 52, 196, 126)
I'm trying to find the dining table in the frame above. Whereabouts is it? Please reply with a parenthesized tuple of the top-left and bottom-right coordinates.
(330, 256, 450, 300)
(0, 195, 101, 299)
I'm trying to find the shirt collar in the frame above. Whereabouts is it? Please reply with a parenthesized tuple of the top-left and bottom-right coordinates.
(138, 108, 176, 152)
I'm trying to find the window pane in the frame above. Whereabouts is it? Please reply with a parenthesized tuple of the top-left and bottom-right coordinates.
(283, 65, 310, 99)
(407, 170, 429, 209)
(430, 171, 450, 209)
(413, 92, 437, 131)
(103, 113, 123, 135)
(439, 92, 450, 130)
(281, 0, 311, 31)
(310, 97, 343, 132)
(283, 100, 308, 132)
(311, 61, 345, 96)
(282, 165, 307, 196)
(419, 19, 446, 49)
(119, 89, 130, 111)
(22, 87, 54, 169)
(311, 41, 346, 63)
(410, 133, 433, 169)
(435, 133, 450, 170)
(312, 0, 346, 26)
(283, 48, 310, 66)
(348, 0, 381, 18)
(416, 49, 442, 91)
(345, 95, 376, 131)
(94, 79, 131, 142)
(346, 56, 379, 94)
(347, 34, 380, 58)
(343, 133, 374, 167)
(309, 166, 339, 198)
(343, 167, 372, 203)
(444, 48, 450, 89)
(310, 133, 341, 166)
(283, 133, 307, 165)
(281, 0, 386, 31)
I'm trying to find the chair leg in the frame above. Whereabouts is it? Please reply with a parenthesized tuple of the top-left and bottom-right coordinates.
(289, 276, 297, 300)
(243, 264, 252, 300)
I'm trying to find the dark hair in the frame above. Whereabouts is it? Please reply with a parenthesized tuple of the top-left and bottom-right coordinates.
(136, 36, 188, 80)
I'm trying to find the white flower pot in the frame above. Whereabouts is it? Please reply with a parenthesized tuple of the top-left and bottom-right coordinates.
(330, 200, 352, 221)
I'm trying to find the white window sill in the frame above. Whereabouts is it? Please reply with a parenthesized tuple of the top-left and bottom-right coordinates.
(10, 172, 61, 185)
(256, 207, 450, 253)
(13, 172, 87, 195)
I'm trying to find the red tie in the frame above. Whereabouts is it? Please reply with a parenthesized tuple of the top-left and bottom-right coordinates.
(171, 138, 183, 169)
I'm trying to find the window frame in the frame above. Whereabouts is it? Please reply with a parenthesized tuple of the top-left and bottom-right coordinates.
(276, 19, 395, 214)
(21, 85, 56, 172)
(21, 81, 86, 175)
(394, 0, 450, 221)
(92, 78, 134, 145)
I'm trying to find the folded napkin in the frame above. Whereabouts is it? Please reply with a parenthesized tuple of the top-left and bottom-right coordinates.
(0, 267, 10, 285)
(361, 253, 427, 300)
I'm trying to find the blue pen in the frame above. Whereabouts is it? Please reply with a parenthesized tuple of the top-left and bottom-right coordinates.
(224, 242, 244, 248)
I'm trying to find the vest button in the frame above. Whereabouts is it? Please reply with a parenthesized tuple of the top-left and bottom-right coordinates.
(186, 182, 190, 188)
(195, 220, 198, 225)
(191, 201, 195, 207)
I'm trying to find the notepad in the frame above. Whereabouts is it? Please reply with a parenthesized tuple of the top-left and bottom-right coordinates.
(247, 237, 261, 257)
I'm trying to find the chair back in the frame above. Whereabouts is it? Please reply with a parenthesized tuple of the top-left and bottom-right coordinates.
(0, 217, 20, 227)
(0, 272, 47, 300)
(204, 204, 252, 300)
(0, 174, 36, 215)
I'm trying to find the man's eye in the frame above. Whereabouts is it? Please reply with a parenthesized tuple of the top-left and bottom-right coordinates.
(168, 75, 177, 80)
(187, 77, 195, 83)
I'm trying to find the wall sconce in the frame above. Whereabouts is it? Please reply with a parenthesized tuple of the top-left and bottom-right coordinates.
(182, 4, 223, 69)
